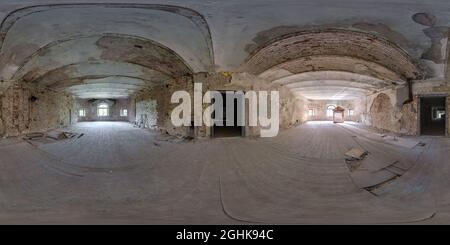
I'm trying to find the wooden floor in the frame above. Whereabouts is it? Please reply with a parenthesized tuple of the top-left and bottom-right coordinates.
(0, 121, 449, 224)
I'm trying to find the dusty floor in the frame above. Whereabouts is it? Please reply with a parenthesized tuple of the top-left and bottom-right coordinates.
(0, 121, 449, 224)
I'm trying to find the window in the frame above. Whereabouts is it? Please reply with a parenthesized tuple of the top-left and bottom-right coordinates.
(79, 109, 86, 117)
(308, 109, 314, 117)
(348, 109, 354, 116)
(432, 107, 445, 120)
(97, 104, 109, 117)
(326, 105, 336, 117)
(120, 109, 128, 117)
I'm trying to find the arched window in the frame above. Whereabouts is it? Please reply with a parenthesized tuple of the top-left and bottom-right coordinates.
(97, 103, 109, 117)
(326, 105, 336, 117)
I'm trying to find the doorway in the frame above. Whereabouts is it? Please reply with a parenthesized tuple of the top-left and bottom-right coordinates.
(420, 96, 447, 136)
(212, 91, 244, 138)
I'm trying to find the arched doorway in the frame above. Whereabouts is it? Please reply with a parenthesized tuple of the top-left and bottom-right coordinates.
(326, 105, 336, 119)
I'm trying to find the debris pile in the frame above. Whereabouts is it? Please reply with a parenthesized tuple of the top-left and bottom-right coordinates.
(23, 130, 81, 145)
(344, 147, 412, 195)
(345, 148, 368, 160)
(46, 131, 77, 140)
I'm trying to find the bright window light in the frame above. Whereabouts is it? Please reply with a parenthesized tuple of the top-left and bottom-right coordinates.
(348, 109, 354, 116)
(79, 109, 86, 117)
(326, 105, 336, 117)
(432, 107, 445, 120)
(120, 109, 128, 117)
(308, 109, 314, 116)
(97, 104, 109, 117)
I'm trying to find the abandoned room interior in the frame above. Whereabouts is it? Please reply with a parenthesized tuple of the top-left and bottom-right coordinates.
(0, 1, 450, 224)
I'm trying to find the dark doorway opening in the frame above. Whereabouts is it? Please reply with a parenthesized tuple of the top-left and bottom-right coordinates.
(212, 91, 243, 138)
(420, 96, 446, 136)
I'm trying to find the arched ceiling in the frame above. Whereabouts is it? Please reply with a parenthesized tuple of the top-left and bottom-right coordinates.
(270, 71, 387, 100)
(245, 29, 421, 100)
(0, 1, 448, 100)
(12, 35, 191, 81)
(0, 4, 214, 98)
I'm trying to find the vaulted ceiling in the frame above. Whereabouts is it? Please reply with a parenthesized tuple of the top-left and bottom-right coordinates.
(0, 4, 214, 98)
(0, 1, 448, 100)
(247, 29, 420, 100)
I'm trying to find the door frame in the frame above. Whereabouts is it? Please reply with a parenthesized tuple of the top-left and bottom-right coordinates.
(210, 90, 245, 138)
(417, 94, 448, 136)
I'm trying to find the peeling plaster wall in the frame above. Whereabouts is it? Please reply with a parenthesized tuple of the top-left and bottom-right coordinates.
(132, 76, 193, 137)
(399, 97, 418, 135)
(0, 83, 30, 136)
(368, 93, 397, 132)
(363, 79, 450, 136)
(127, 98, 136, 123)
(0, 83, 75, 137)
(365, 88, 419, 135)
(281, 90, 308, 127)
(76, 99, 129, 122)
(135, 99, 158, 128)
(29, 89, 75, 132)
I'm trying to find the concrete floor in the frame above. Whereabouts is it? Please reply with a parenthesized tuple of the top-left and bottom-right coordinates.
(0, 121, 449, 224)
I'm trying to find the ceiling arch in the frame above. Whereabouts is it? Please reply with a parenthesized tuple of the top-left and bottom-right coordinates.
(0, 4, 214, 76)
(243, 29, 420, 80)
(12, 34, 192, 82)
(0, 3, 214, 99)
(271, 71, 391, 87)
(32, 61, 172, 87)
(5, 34, 192, 99)
(258, 55, 405, 82)
(243, 29, 421, 100)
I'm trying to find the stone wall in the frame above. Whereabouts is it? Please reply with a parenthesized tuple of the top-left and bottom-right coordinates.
(132, 75, 193, 136)
(135, 99, 158, 128)
(0, 82, 75, 137)
(363, 81, 450, 136)
(0, 83, 30, 136)
(368, 93, 397, 132)
(29, 88, 75, 132)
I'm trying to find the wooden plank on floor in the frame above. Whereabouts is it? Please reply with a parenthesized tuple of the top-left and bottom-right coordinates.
(350, 169, 398, 189)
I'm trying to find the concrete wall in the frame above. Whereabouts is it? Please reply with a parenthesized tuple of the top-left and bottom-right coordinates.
(76, 99, 129, 122)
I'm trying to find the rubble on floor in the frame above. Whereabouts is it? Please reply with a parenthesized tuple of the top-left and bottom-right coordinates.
(23, 130, 80, 146)
(345, 147, 412, 195)
(345, 148, 368, 160)
(154, 134, 195, 143)
(46, 131, 77, 140)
